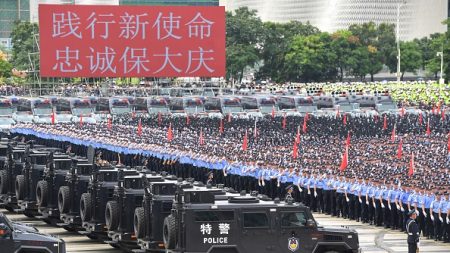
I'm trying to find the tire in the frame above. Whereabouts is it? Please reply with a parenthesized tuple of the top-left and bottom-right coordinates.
(36, 180, 49, 207)
(163, 214, 177, 249)
(105, 200, 119, 231)
(0, 170, 8, 194)
(15, 175, 25, 200)
(23, 210, 35, 218)
(80, 193, 92, 222)
(134, 207, 145, 239)
(58, 186, 70, 213)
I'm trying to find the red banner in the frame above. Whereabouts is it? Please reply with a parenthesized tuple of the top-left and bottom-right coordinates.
(39, 4, 225, 77)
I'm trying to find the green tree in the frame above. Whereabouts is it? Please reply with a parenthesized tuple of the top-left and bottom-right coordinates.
(226, 8, 264, 82)
(0, 59, 12, 78)
(257, 21, 319, 82)
(285, 33, 337, 82)
(11, 21, 39, 71)
(388, 41, 422, 80)
(443, 19, 450, 82)
(330, 30, 360, 81)
(376, 23, 397, 72)
(425, 33, 445, 78)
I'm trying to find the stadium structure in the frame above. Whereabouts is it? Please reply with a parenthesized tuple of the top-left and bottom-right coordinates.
(225, 0, 449, 41)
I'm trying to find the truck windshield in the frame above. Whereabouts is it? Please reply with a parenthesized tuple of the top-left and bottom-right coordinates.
(0, 102, 13, 116)
(281, 212, 307, 228)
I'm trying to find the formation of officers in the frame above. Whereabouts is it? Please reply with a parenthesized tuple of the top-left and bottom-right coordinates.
(10, 110, 450, 246)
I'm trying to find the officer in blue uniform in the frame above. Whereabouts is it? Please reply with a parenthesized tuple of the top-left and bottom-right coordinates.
(431, 194, 442, 241)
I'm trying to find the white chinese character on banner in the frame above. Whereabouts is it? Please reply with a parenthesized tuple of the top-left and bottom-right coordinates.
(52, 11, 82, 39)
(153, 47, 182, 73)
(152, 12, 182, 40)
(119, 12, 149, 39)
(53, 47, 82, 73)
(120, 47, 150, 74)
(218, 223, 230, 235)
(185, 13, 214, 39)
(87, 47, 117, 74)
(200, 223, 212, 235)
(86, 12, 115, 39)
(186, 47, 215, 74)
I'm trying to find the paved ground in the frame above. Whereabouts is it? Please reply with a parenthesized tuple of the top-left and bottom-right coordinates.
(314, 213, 450, 253)
(2, 209, 450, 252)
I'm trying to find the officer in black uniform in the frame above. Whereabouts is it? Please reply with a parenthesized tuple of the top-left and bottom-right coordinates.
(285, 185, 294, 203)
(406, 209, 420, 253)
(206, 171, 215, 186)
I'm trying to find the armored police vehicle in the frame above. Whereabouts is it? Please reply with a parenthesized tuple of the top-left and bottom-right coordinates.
(0, 212, 66, 253)
(58, 159, 95, 231)
(163, 187, 361, 253)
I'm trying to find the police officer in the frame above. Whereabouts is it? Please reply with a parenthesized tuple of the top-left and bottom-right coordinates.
(285, 185, 294, 203)
(431, 194, 442, 241)
(206, 171, 214, 186)
(406, 209, 420, 253)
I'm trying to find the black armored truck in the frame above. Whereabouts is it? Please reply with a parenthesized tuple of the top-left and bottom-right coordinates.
(163, 187, 361, 253)
(0, 212, 66, 253)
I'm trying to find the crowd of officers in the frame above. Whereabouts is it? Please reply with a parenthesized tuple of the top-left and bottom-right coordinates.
(10, 110, 450, 244)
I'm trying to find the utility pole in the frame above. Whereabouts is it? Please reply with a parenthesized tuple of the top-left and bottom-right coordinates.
(437, 51, 444, 84)
(396, 1, 406, 83)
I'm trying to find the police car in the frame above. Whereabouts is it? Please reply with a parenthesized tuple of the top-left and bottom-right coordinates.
(0, 212, 66, 253)
(163, 187, 360, 253)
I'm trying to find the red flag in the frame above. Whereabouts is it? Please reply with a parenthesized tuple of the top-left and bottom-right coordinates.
(295, 126, 301, 144)
(383, 114, 387, 130)
(107, 117, 112, 130)
(51, 111, 55, 125)
(79, 114, 83, 127)
(305, 112, 309, 121)
(432, 106, 436, 115)
(199, 129, 204, 145)
(137, 118, 142, 136)
(397, 138, 403, 159)
(426, 119, 431, 136)
(271, 106, 275, 119)
(292, 139, 298, 159)
(132, 110, 136, 119)
(343, 114, 347, 126)
(302, 116, 308, 133)
(400, 107, 405, 117)
(219, 119, 224, 134)
(408, 153, 414, 177)
(158, 112, 162, 126)
(391, 125, 396, 141)
(441, 110, 445, 121)
(242, 130, 248, 151)
(282, 114, 287, 129)
(346, 132, 351, 147)
(227, 113, 232, 123)
(108, 118, 112, 130)
(167, 123, 173, 142)
(418, 113, 423, 126)
(336, 108, 340, 118)
(186, 115, 190, 125)
(340, 146, 348, 171)
(447, 133, 450, 152)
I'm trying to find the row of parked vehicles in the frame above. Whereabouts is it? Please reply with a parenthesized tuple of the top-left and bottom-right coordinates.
(0, 91, 401, 128)
(0, 137, 360, 253)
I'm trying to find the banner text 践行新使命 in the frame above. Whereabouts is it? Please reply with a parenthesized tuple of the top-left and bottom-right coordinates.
(39, 4, 226, 78)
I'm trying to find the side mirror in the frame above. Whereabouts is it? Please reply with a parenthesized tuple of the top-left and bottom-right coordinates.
(306, 219, 316, 228)
(0, 223, 11, 238)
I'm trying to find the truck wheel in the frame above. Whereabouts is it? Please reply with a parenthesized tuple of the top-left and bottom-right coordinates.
(80, 193, 92, 222)
(36, 180, 49, 207)
(105, 200, 119, 231)
(15, 175, 25, 200)
(163, 214, 177, 249)
(134, 207, 145, 239)
(0, 170, 8, 194)
(58, 186, 71, 213)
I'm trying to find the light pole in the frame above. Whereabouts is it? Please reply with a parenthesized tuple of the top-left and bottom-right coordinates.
(437, 51, 444, 84)
(396, 1, 406, 83)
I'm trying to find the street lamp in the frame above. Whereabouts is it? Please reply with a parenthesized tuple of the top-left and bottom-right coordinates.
(437, 51, 444, 84)
(396, 0, 406, 83)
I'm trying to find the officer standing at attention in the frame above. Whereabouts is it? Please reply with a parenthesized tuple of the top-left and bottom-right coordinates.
(406, 209, 420, 253)
(285, 185, 294, 203)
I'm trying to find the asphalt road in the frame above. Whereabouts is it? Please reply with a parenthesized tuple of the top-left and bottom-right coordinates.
(2, 209, 450, 253)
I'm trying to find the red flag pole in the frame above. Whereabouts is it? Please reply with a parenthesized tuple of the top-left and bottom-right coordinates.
(219, 118, 224, 134)
(346, 132, 351, 147)
(242, 130, 248, 151)
(408, 153, 414, 177)
(383, 114, 387, 130)
(302, 116, 307, 133)
(107, 117, 112, 130)
(426, 118, 431, 136)
(292, 139, 298, 159)
(391, 125, 396, 141)
(137, 118, 142, 136)
(282, 113, 287, 129)
(340, 146, 348, 171)
(79, 113, 83, 127)
(167, 123, 173, 142)
(397, 138, 403, 159)
(51, 110, 55, 125)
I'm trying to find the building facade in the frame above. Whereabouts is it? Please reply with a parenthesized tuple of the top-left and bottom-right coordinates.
(0, 0, 30, 49)
(226, 0, 449, 41)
